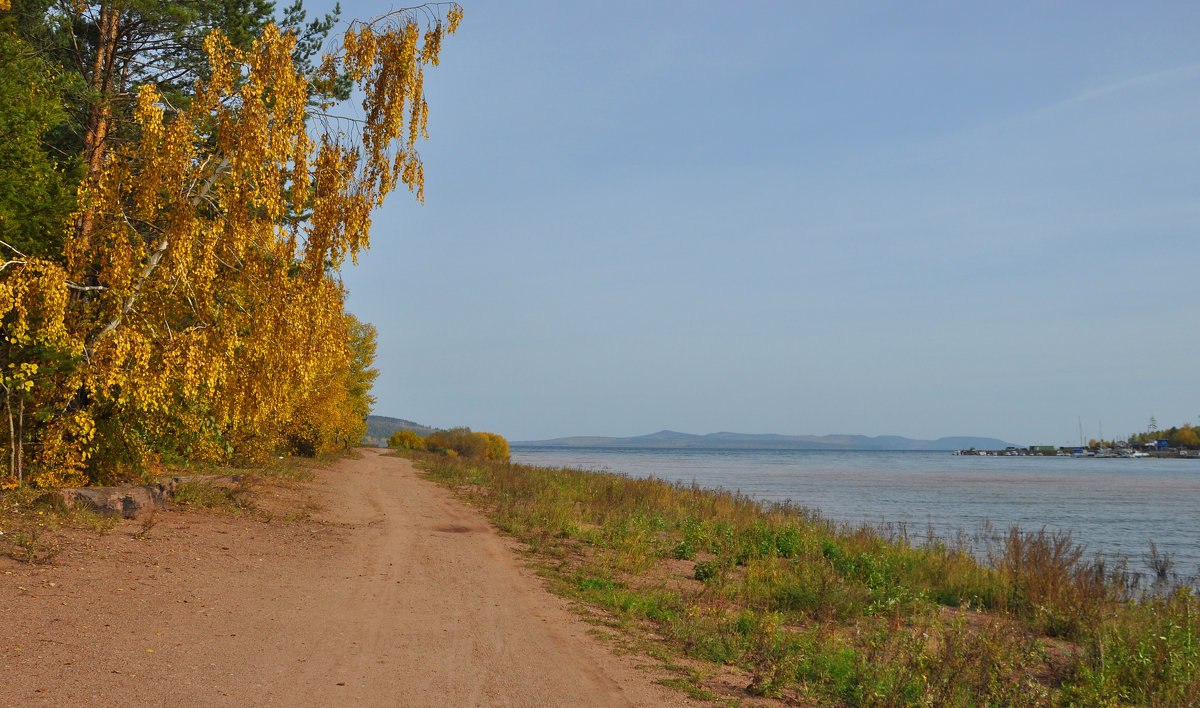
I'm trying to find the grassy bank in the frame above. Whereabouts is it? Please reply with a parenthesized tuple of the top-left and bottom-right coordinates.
(410, 452, 1198, 706)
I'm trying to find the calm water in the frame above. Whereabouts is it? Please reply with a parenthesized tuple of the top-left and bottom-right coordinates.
(511, 447, 1200, 579)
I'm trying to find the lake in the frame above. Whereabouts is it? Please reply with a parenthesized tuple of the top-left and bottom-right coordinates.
(510, 447, 1200, 582)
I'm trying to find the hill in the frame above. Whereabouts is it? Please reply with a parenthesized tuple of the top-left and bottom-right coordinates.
(363, 415, 436, 447)
(514, 430, 1013, 451)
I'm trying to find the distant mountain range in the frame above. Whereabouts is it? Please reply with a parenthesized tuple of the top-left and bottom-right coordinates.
(514, 430, 1014, 451)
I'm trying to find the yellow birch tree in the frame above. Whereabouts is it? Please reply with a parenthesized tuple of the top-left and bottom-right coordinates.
(0, 3, 460, 484)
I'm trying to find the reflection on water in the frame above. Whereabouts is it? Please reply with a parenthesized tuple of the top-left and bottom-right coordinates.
(511, 447, 1200, 580)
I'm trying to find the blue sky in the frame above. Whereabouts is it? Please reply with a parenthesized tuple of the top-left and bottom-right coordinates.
(327, 1, 1199, 446)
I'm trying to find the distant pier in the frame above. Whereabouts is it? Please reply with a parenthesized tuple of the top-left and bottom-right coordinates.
(954, 444, 1197, 458)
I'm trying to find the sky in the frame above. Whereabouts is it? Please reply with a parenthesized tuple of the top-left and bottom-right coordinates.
(324, 1, 1199, 446)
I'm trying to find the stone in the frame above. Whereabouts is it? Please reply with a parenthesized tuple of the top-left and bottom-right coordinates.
(54, 474, 242, 519)
(58, 484, 170, 519)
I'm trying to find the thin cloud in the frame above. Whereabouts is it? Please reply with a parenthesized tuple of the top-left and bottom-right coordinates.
(1025, 62, 1200, 120)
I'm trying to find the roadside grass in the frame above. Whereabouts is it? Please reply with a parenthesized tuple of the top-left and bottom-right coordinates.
(165, 452, 335, 518)
(0, 452, 332, 553)
(165, 454, 320, 485)
(0, 486, 118, 562)
(411, 452, 1200, 706)
(171, 480, 255, 513)
(252, 454, 323, 483)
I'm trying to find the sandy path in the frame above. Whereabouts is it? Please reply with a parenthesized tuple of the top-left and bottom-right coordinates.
(0, 450, 693, 706)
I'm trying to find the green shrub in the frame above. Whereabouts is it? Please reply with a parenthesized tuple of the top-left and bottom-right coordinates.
(694, 558, 723, 583)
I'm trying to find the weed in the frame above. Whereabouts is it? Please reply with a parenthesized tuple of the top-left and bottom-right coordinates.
(693, 558, 725, 584)
(67, 506, 120, 535)
(1146, 540, 1175, 585)
(134, 513, 157, 540)
(1062, 587, 1200, 705)
(172, 481, 253, 513)
(6, 527, 58, 563)
(657, 676, 718, 702)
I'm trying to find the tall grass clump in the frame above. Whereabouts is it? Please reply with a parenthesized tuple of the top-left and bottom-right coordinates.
(981, 525, 1123, 642)
(408, 452, 1200, 705)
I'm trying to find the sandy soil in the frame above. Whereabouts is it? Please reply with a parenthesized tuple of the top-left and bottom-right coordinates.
(0, 449, 698, 707)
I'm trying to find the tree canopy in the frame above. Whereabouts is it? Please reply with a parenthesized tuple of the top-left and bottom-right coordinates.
(0, 1, 461, 487)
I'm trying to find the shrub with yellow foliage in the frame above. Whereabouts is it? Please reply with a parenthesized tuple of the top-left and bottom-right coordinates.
(478, 432, 510, 461)
(388, 430, 426, 451)
(420, 428, 510, 461)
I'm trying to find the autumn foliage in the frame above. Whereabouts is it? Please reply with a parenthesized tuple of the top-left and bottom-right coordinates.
(0, 3, 461, 486)
(392, 427, 510, 461)
(387, 429, 426, 451)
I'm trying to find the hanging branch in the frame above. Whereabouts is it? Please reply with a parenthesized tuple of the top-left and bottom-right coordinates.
(87, 156, 231, 351)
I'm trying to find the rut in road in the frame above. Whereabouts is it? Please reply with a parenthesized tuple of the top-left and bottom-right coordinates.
(295, 448, 691, 706)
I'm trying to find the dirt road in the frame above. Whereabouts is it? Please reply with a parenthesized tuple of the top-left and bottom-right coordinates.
(0, 450, 694, 706)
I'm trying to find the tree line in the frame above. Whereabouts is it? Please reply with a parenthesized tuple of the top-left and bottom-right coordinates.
(1126, 420, 1200, 449)
(1083, 419, 1200, 450)
(0, 0, 461, 487)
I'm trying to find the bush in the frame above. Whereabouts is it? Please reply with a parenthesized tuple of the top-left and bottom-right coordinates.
(479, 432, 510, 461)
(421, 428, 509, 460)
(388, 430, 425, 450)
(424, 427, 485, 458)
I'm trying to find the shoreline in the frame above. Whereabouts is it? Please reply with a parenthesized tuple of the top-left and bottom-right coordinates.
(511, 445, 1200, 583)
(410, 449, 1200, 703)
